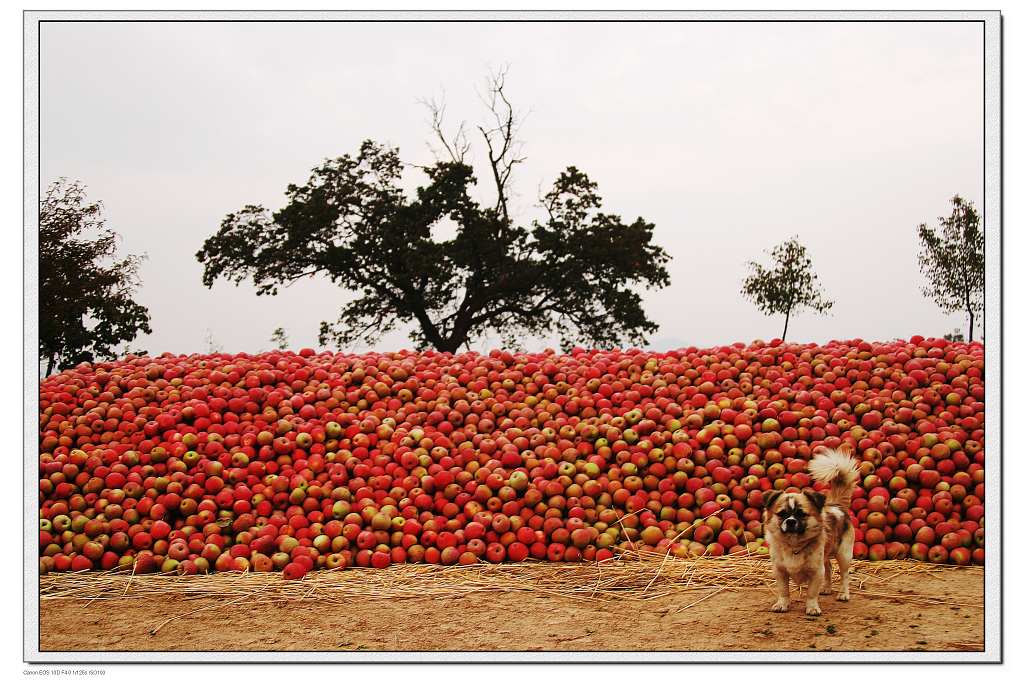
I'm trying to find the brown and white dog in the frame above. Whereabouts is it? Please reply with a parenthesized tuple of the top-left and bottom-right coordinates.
(763, 447, 859, 616)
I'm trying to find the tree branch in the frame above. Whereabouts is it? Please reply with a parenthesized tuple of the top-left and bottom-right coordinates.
(476, 66, 526, 225)
(420, 94, 470, 164)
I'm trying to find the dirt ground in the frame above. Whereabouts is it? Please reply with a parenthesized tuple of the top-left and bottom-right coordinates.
(38, 561, 984, 654)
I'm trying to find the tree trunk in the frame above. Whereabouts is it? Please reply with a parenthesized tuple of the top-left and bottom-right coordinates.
(436, 334, 467, 354)
(436, 316, 472, 354)
(782, 309, 791, 341)
(409, 307, 448, 352)
(45, 354, 55, 377)
(965, 293, 975, 342)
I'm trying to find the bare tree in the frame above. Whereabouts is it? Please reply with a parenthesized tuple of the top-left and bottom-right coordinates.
(419, 90, 470, 165)
(474, 66, 528, 224)
(421, 66, 528, 223)
(204, 329, 223, 354)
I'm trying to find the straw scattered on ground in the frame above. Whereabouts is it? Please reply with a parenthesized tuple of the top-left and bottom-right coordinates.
(40, 555, 977, 609)
(38, 556, 985, 653)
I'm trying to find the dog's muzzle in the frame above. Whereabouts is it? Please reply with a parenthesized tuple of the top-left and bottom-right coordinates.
(781, 517, 805, 534)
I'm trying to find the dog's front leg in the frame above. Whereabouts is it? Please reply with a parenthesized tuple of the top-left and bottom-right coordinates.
(821, 556, 832, 595)
(770, 566, 790, 612)
(805, 565, 824, 616)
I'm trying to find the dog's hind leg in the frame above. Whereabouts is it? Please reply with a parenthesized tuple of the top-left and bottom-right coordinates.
(770, 566, 790, 612)
(836, 544, 852, 602)
(821, 556, 833, 595)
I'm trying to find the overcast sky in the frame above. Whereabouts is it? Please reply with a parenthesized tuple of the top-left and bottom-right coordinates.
(40, 20, 984, 355)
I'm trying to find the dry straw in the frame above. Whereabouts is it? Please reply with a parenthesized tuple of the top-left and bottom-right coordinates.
(41, 555, 975, 612)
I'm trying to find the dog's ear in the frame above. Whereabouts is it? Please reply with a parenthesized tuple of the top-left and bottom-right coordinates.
(764, 489, 783, 510)
(803, 488, 826, 511)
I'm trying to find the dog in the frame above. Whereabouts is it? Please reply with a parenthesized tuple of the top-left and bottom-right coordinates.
(763, 446, 859, 616)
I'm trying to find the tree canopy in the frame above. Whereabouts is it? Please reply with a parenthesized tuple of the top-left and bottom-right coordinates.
(917, 195, 984, 342)
(196, 73, 670, 353)
(39, 179, 152, 375)
(741, 236, 833, 341)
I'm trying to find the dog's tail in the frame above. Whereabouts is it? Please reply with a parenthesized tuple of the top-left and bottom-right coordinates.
(807, 446, 859, 511)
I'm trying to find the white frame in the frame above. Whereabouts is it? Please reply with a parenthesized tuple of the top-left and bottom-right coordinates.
(23, 9, 1002, 663)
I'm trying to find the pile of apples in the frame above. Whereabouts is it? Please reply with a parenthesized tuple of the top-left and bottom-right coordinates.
(38, 337, 984, 577)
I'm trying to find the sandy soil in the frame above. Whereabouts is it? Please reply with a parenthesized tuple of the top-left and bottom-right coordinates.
(39, 562, 983, 654)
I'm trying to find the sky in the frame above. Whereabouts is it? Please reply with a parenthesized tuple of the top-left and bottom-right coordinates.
(39, 20, 985, 355)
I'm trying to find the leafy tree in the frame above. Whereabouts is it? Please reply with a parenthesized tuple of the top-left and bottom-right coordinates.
(270, 327, 289, 351)
(917, 195, 984, 342)
(39, 179, 151, 375)
(196, 71, 670, 353)
(943, 329, 965, 343)
(741, 236, 833, 341)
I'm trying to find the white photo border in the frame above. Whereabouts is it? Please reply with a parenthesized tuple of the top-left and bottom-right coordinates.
(23, 9, 1002, 664)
